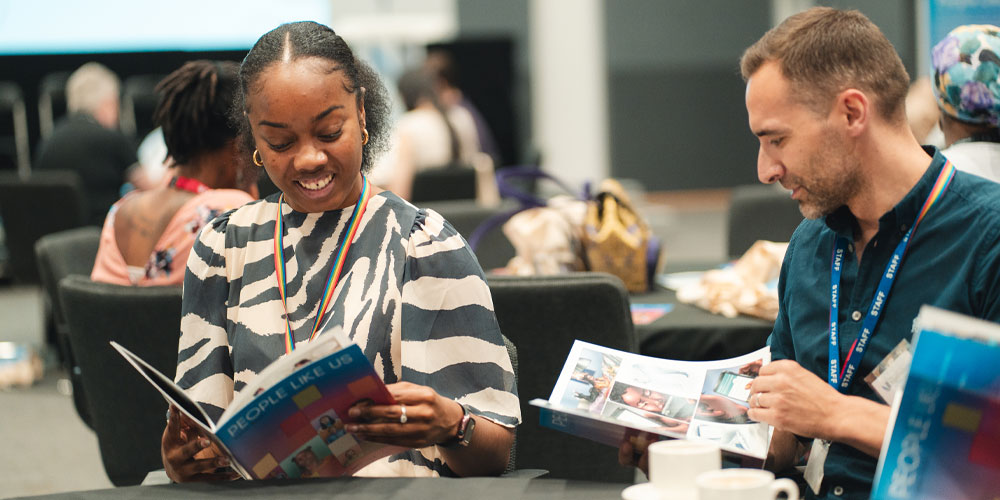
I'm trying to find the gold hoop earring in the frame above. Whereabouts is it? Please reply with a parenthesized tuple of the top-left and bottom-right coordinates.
(252, 149, 264, 167)
(361, 129, 369, 146)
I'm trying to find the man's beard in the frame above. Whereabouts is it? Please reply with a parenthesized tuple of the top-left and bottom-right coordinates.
(791, 136, 862, 220)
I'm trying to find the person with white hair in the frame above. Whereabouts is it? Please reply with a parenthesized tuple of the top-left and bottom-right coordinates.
(34, 62, 137, 225)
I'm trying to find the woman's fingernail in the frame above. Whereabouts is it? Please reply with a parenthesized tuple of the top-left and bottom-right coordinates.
(346, 424, 359, 433)
(200, 438, 211, 448)
(348, 408, 360, 418)
(217, 457, 229, 467)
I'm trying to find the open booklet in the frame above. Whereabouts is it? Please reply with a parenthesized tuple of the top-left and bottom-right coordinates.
(112, 326, 403, 480)
(530, 340, 771, 467)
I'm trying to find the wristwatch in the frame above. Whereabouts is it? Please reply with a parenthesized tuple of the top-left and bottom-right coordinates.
(445, 403, 476, 447)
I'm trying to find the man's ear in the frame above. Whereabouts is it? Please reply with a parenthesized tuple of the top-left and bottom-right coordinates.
(836, 88, 869, 137)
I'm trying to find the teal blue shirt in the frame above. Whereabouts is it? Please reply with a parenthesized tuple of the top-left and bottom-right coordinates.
(769, 148, 1000, 499)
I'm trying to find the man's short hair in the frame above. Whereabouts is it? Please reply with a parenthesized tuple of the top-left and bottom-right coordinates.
(740, 7, 910, 124)
(66, 62, 120, 115)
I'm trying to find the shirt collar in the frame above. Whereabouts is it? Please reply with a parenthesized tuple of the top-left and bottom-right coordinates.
(824, 146, 946, 238)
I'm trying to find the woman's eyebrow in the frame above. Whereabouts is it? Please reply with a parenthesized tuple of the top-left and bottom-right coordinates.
(314, 105, 344, 122)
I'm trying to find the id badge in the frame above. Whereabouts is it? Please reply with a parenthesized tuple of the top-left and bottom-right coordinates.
(804, 438, 830, 495)
(863, 339, 912, 404)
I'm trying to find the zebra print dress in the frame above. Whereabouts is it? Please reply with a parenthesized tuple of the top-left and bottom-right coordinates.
(174, 190, 520, 477)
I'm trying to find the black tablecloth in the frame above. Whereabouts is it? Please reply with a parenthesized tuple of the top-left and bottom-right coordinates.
(13, 477, 631, 500)
(633, 288, 774, 361)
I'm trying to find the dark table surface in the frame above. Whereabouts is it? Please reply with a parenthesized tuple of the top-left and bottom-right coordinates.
(632, 287, 775, 362)
(13, 477, 632, 500)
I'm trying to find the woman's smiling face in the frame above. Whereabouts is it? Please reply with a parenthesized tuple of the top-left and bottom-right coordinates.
(247, 56, 366, 212)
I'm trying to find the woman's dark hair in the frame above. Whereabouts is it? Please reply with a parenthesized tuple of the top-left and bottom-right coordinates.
(231, 21, 391, 174)
(153, 60, 240, 166)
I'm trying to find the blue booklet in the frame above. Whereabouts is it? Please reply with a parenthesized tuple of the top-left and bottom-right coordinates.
(113, 326, 401, 480)
(871, 306, 1000, 500)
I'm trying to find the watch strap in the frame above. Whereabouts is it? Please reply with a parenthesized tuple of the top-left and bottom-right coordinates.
(443, 403, 474, 447)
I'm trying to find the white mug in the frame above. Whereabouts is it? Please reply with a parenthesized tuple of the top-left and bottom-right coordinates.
(647, 440, 721, 499)
(696, 468, 799, 500)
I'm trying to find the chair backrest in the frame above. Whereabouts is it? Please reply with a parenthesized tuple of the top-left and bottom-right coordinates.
(35, 226, 102, 427)
(119, 74, 166, 139)
(38, 71, 70, 140)
(727, 184, 802, 259)
(0, 81, 30, 174)
(120, 74, 165, 140)
(422, 199, 517, 271)
(410, 164, 477, 203)
(59, 275, 182, 486)
(35, 226, 101, 337)
(487, 272, 636, 482)
(0, 170, 88, 284)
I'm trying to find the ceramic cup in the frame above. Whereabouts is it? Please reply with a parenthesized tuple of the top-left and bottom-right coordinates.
(696, 468, 799, 500)
(647, 440, 721, 499)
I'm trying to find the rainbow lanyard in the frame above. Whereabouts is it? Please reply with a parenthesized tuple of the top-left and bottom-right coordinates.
(827, 160, 955, 392)
(273, 176, 371, 354)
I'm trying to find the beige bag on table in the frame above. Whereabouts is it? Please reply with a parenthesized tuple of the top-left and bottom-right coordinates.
(580, 179, 661, 293)
(676, 240, 787, 320)
(502, 195, 588, 275)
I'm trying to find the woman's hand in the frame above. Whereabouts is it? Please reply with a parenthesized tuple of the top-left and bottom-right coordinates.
(345, 381, 464, 448)
(347, 381, 513, 476)
(161, 405, 240, 482)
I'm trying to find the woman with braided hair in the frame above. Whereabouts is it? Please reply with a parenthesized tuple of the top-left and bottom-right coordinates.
(91, 60, 256, 286)
(162, 21, 518, 482)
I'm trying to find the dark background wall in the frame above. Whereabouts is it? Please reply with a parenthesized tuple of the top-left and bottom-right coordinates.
(605, 0, 771, 191)
(456, 0, 532, 168)
(457, 0, 917, 192)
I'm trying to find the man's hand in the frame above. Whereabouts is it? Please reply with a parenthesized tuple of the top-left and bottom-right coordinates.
(748, 360, 890, 457)
(747, 360, 841, 439)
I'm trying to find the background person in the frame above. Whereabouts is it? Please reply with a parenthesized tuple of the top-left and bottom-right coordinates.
(933, 24, 1000, 182)
(33, 62, 137, 226)
(161, 21, 518, 482)
(90, 60, 255, 286)
(369, 67, 481, 201)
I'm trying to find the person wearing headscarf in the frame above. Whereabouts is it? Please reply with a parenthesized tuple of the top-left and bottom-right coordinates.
(933, 24, 1000, 181)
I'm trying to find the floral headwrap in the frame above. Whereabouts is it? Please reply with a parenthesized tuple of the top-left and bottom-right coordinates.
(932, 24, 1000, 126)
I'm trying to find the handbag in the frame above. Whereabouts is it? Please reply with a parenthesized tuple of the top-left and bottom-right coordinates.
(581, 179, 662, 293)
(473, 167, 662, 291)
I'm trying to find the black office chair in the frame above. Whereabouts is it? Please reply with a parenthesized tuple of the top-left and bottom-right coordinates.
(120, 74, 165, 140)
(726, 184, 802, 259)
(0, 170, 88, 284)
(35, 226, 102, 428)
(421, 199, 517, 271)
(488, 272, 637, 482)
(38, 71, 71, 140)
(0, 81, 30, 174)
(410, 164, 477, 203)
(59, 275, 182, 486)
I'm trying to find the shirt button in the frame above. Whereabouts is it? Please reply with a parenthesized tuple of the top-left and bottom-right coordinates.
(900, 224, 908, 232)
(847, 243, 854, 252)
(833, 485, 844, 496)
(851, 310, 862, 321)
